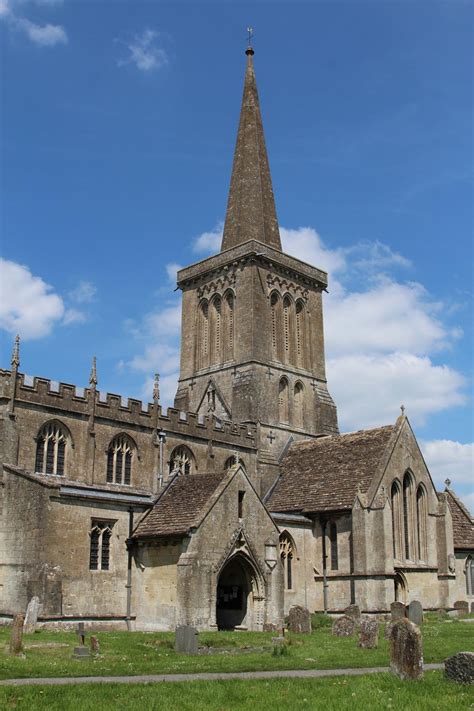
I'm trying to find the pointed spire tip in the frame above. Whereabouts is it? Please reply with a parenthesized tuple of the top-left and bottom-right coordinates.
(11, 334, 20, 368)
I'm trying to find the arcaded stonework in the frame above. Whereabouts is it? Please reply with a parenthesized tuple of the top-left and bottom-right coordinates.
(0, 48, 472, 631)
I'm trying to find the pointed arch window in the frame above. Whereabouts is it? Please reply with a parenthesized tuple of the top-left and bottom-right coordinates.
(107, 435, 134, 485)
(466, 556, 474, 596)
(223, 291, 235, 361)
(283, 296, 293, 363)
(89, 520, 113, 571)
(270, 292, 283, 361)
(403, 472, 414, 560)
(210, 295, 222, 365)
(294, 381, 304, 429)
(278, 377, 289, 423)
(197, 300, 209, 370)
(169, 446, 195, 476)
(295, 300, 307, 369)
(391, 480, 403, 560)
(35, 422, 68, 476)
(280, 533, 295, 590)
(329, 521, 339, 570)
(224, 455, 245, 472)
(416, 485, 428, 561)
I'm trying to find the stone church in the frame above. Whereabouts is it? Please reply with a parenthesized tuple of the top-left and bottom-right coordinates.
(1, 48, 472, 631)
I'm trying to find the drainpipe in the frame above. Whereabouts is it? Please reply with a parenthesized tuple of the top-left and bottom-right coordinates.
(321, 519, 329, 613)
(125, 507, 134, 631)
(158, 429, 166, 489)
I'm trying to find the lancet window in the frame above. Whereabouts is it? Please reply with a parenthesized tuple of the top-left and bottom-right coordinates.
(280, 532, 295, 590)
(283, 295, 293, 363)
(295, 300, 306, 369)
(223, 291, 235, 361)
(294, 381, 304, 429)
(391, 480, 403, 560)
(403, 472, 415, 560)
(269, 291, 309, 369)
(210, 295, 222, 365)
(197, 300, 210, 370)
(107, 435, 134, 486)
(169, 446, 194, 476)
(224, 455, 245, 472)
(278, 377, 289, 423)
(329, 522, 338, 570)
(35, 421, 68, 476)
(416, 484, 428, 561)
(196, 291, 235, 369)
(466, 556, 474, 596)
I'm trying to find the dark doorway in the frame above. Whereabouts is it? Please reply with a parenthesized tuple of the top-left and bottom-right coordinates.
(216, 556, 251, 630)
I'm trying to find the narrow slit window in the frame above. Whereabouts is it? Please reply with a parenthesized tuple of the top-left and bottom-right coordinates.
(238, 490, 245, 519)
(330, 522, 338, 570)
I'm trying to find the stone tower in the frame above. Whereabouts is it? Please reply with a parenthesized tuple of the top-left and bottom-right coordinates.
(175, 47, 338, 493)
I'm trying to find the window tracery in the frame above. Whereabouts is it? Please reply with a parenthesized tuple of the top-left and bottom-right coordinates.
(35, 421, 68, 476)
(107, 435, 134, 486)
(466, 556, 474, 596)
(280, 533, 295, 590)
(169, 446, 194, 476)
(89, 521, 113, 571)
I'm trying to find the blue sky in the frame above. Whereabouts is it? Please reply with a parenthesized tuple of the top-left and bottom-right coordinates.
(1, 1, 473, 503)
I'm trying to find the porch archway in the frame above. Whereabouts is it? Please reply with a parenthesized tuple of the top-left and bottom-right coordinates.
(215, 553, 263, 630)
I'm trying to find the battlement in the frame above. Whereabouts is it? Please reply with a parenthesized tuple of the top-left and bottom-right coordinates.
(0, 369, 256, 444)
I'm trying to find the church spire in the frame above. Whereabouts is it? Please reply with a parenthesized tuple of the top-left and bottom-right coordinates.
(220, 46, 282, 252)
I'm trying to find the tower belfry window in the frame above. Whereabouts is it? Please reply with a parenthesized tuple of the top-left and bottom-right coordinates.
(278, 377, 289, 423)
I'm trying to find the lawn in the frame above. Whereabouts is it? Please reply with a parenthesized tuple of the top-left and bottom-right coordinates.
(0, 615, 472, 681)
(0, 672, 473, 710)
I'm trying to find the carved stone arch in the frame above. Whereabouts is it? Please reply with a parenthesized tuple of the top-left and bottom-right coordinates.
(168, 445, 195, 476)
(215, 550, 266, 630)
(465, 555, 474, 596)
(224, 455, 246, 472)
(106, 432, 137, 486)
(196, 298, 210, 370)
(394, 570, 409, 603)
(34, 419, 73, 476)
(279, 530, 296, 590)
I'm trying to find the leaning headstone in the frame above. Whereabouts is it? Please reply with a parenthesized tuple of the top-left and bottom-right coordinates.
(23, 596, 41, 634)
(9, 614, 25, 655)
(175, 625, 199, 654)
(390, 618, 423, 680)
(453, 601, 469, 617)
(332, 615, 356, 637)
(408, 600, 423, 626)
(73, 621, 90, 659)
(344, 604, 361, 623)
(445, 652, 474, 685)
(390, 601, 406, 621)
(287, 605, 311, 634)
(90, 635, 100, 655)
(358, 617, 379, 648)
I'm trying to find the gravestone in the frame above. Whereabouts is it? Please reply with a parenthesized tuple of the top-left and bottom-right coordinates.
(90, 635, 100, 655)
(332, 615, 356, 637)
(358, 617, 379, 648)
(343, 604, 361, 623)
(445, 652, 474, 685)
(175, 625, 199, 654)
(23, 596, 41, 634)
(408, 600, 423, 626)
(390, 618, 423, 680)
(9, 613, 25, 655)
(287, 605, 311, 634)
(384, 622, 392, 639)
(73, 622, 90, 659)
(390, 601, 406, 621)
(453, 601, 469, 617)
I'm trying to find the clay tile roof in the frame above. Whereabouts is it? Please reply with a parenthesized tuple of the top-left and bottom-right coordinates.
(446, 489, 474, 550)
(133, 472, 225, 539)
(267, 425, 395, 514)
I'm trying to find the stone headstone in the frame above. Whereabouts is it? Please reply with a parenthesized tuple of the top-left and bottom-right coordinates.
(90, 635, 100, 655)
(390, 618, 423, 680)
(343, 604, 361, 623)
(408, 600, 423, 626)
(287, 605, 311, 634)
(23, 596, 41, 634)
(9, 613, 24, 655)
(453, 600, 469, 617)
(390, 601, 406, 621)
(332, 615, 356, 637)
(73, 621, 90, 660)
(175, 625, 199, 654)
(445, 652, 474, 685)
(358, 617, 379, 648)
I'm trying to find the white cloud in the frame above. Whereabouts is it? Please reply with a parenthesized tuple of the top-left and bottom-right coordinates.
(15, 17, 67, 46)
(0, 258, 64, 339)
(165, 263, 182, 284)
(62, 308, 87, 326)
(420, 440, 474, 489)
(193, 222, 223, 254)
(118, 29, 168, 73)
(280, 226, 346, 276)
(0, 1, 10, 17)
(69, 280, 96, 304)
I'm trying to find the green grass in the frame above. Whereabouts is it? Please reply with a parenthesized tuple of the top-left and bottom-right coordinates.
(0, 617, 472, 681)
(1, 672, 473, 710)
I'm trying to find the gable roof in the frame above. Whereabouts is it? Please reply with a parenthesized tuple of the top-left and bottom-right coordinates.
(267, 425, 395, 514)
(133, 472, 225, 539)
(445, 488, 474, 550)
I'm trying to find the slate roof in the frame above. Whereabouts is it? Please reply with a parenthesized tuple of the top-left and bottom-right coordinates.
(446, 489, 474, 550)
(133, 472, 225, 539)
(267, 425, 395, 514)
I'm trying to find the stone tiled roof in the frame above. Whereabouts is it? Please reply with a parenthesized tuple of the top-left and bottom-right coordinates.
(133, 472, 225, 539)
(267, 425, 395, 513)
(446, 489, 474, 550)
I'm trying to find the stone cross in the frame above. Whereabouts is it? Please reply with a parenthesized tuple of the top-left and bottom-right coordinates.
(73, 622, 91, 659)
(267, 430, 276, 444)
(76, 621, 86, 646)
(265, 367, 273, 380)
(188, 377, 196, 390)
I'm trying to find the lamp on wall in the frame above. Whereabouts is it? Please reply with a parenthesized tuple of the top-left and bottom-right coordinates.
(265, 538, 278, 570)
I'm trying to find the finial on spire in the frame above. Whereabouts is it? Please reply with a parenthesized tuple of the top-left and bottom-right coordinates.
(400, 404, 405, 415)
(153, 373, 160, 403)
(444, 478, 452, 489)
(246, 26, 254, 55)
(89, 356, 97, 387)
(11, 334, 20, 369)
